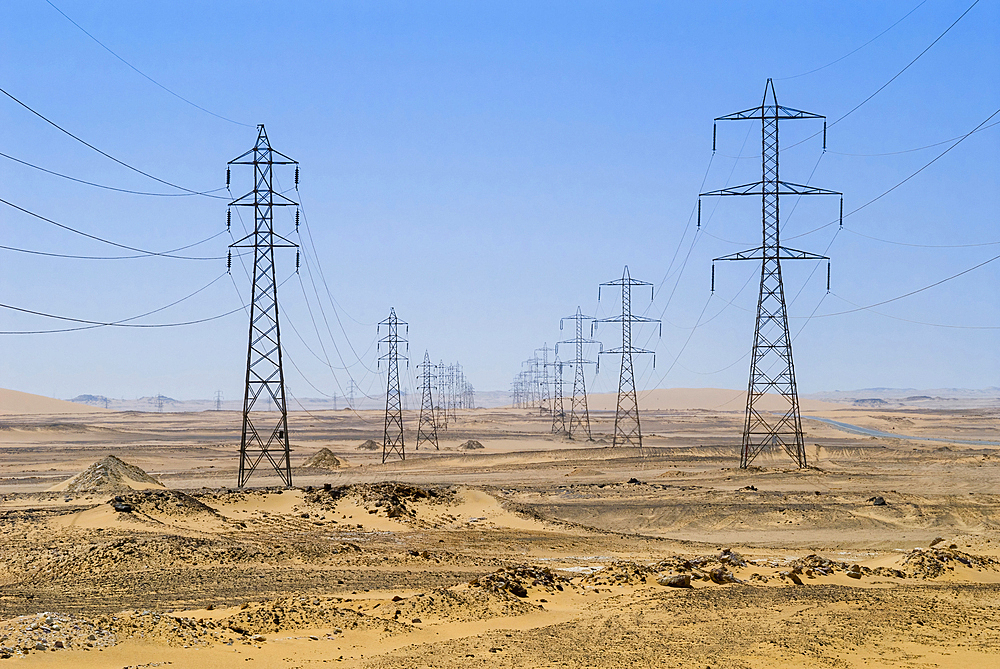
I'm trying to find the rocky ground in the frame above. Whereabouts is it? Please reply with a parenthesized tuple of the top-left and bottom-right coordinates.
(0, 406, 998, 667)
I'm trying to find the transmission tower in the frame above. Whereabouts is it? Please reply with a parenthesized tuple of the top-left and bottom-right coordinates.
(596, 266, 660, 451)
(557, 307, 601, 439)
(378, 308, 408, 462)
(437, 359, 448, 428)
(347, 380, 358, 410)
(416, 351, 439, 450)
(214, 390, 224, 411)
(228, 125, 298, 488)
(535, 344, 553, 414)
(701, 79, 841, 469)
(550, 357, 566, 434)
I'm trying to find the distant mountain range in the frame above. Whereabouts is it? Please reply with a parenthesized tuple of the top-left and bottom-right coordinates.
(68, 387, 1000, 413)
(802, 388, 1000, 409)
(68, 389, 515, 413)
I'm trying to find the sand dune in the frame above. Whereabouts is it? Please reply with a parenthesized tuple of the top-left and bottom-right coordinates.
(0, 388, 106, 415)
(585, 387, 843, 412)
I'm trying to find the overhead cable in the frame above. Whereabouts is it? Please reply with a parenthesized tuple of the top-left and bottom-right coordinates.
(778, 1, 928, 80)
(0, 150, 228, 197)
(43, 0, 252, 128)
(0, 86, 227, 197)
(0, 196, 226, 259)
(786, 0, 982, 150)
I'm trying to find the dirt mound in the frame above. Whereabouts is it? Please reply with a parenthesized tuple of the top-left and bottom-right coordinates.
(459, 440, 484, 450)
(899, 546, 1000, 579)
(356, 439, 380, 451)
(470, 565, 570, 599)
(303, 447, 346, 469)
(306, 482, 454, 521)
(49, 455, 164, 493)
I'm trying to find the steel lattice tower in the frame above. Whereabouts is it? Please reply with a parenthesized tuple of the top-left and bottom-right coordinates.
(416, 351, 439, 450)
(379, 308, 408, 463)
(557, 307, 601, 440)
(701, 79, 841, 469)
(550, 357, 566, 434)
(535, 344, 553, 414)
(229, 125, 299, 488)
(596, 267, 660, 451)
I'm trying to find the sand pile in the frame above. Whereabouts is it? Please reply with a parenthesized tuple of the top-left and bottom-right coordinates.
(50, 455, 164, 493)
(356, 439, 380, 451)
(458, 440, 484, 450)
(303, 447, 346, 469)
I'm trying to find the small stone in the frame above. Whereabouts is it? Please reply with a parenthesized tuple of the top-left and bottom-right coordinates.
(929, 537, 945, 547)
(411, 618, 421, 623)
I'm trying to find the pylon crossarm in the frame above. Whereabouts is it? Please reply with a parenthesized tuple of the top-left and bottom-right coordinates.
(229, 190, 299, 207)
(701, 181, 840, 197)
(716, 104, 824, 122)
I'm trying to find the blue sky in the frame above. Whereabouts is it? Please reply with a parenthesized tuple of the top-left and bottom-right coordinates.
(0, 0, 996, 402)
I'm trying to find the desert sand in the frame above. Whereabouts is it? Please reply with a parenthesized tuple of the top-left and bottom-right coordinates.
(0, 389, 998, 668)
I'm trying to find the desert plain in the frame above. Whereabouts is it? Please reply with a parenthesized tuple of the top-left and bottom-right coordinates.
(0, 387, 999, 668)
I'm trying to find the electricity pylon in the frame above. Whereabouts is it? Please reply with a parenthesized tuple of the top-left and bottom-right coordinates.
(437, 359, 448, 428)
(229, 125, 299, 488)
(596, 266, 660, 452)
(416, 351, 439, 450)
(550, 357, 566, 434)
(535, 344, 553, 414)
(557, 307, 601, 440)
(701, 79, 841, 469)
(379, 308, 408, 462)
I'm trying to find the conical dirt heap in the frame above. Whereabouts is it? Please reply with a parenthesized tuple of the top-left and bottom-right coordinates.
(303, 447, 345, 469)
(357, 439, 380, 451)
(51, 455, 165, 493)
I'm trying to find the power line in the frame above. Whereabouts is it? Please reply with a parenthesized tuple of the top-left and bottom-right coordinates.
(828, 119, 1000, 157)
(785, 107, 1000, 242)
(808, 252, 1000, 319)
(827, 293, 1000, 330)
(0, 196, 228, 259)
(0, 230, 229, 261)
(43, 0, 252, 128)
(786, 0, 982, 151)
(0, 272, 244, 333)
(777, 1, 928, 80)
(0, 86, 227, 197)
(0, 149, 227, 197)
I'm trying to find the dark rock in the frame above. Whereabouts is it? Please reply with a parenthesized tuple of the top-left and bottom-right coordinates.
(509, 582, 528, 598)
(657, 573, 692, 588)
(929, 537, 945, 547)
(111, 501, 133, 513)
(867, 496, 886, 506)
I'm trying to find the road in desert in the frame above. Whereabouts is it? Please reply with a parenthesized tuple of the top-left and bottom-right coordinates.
(0, 387, 999, 668)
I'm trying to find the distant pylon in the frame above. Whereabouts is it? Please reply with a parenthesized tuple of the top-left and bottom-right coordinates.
(347, 380, 358, 410)
(557, 307, 601, 440)
(701, 79, 841, 469)
(214, 390, 224, 411)
(437, 359, 449, 428)
(596, 266, 660, 452)
(228, 125, 299, 489)
(535, 344, 553, 414)
(379, 308, 408, 462)
(416, 351, 439, 451)
(550, 357, 566, 434)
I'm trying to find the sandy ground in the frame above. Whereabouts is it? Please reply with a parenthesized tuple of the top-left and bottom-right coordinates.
(0, 389, 999, 668)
